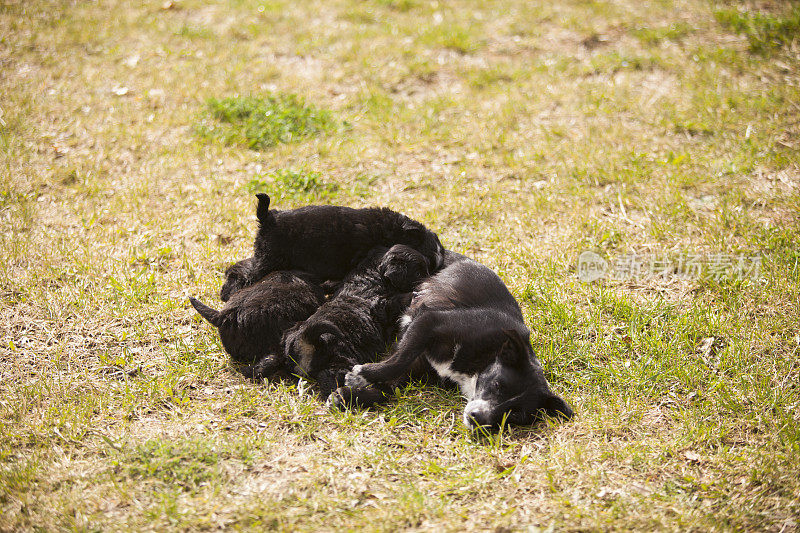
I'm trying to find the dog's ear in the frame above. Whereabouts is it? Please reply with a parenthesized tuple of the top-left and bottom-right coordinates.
(401, 220, 424, 242)
(503, 328, 528, 349)
(189, 297, 222, 327)
(306, 321, 343, 347)
(542, 392, 573, 421)
(499, 329, 529, 365)
(381, 261, 410, 291)
(256, 193, 271, 221)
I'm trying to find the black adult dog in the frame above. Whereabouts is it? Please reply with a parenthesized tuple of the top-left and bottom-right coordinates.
(190, 271, 325, 379)
(219, 194, 444, 301)
(338, 251, 573, 429)
(282, 244, 429, 398)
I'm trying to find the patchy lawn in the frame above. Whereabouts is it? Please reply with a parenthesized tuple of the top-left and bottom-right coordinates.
(1, 0, 798, 530)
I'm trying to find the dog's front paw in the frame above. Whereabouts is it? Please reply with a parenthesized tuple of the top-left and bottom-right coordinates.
(344, 365, 369, 389)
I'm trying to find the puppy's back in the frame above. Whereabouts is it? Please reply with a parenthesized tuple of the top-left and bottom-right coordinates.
(199, 270, 325, 363)
(254, 198, 444, 281)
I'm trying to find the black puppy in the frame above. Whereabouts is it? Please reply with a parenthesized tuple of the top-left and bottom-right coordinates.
(282, 244, 429, 398)
(190, 270, 326, 378)
(341, 251, 573, 429)
(230, 194, 443, 294)
(220, 257, 253, 302)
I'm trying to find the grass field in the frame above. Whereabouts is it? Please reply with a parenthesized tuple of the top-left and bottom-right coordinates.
(1, 0, 799, 530)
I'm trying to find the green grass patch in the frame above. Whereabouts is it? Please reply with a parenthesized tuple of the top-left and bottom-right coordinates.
(244, 168, 340, 202)
(376, 0, 419, 12)
(586, 51, 661, 74)
(631, 22, 694, 45)
(198, 94, 335, 150)
(120, 439, 219, 491)
(419, 25, 481, 54)
(715, 6, 800, 53)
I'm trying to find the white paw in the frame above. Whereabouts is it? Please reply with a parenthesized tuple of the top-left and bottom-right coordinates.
(324, 392, 338, 409)
(344, 365, 369, 388)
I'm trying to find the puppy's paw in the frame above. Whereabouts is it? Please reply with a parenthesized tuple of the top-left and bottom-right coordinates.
(237, 354, 285, 381)
(344, 365, 369, 389)
(326, 387, 350, 411)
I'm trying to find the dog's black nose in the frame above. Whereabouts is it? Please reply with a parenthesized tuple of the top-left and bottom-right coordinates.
(464, 406, 493, 429)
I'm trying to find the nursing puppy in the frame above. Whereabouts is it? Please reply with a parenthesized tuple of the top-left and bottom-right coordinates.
(190, 271, 326, 378)
(282, 244, 429, 398)
(231, 194, 443, 294)
(341, 251, 573, 429)
(220, 257, 253, 302)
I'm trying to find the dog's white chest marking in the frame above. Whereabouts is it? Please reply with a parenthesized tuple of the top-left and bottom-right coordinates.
(427, 345, 477, 400)
(398, 313, 413, 329)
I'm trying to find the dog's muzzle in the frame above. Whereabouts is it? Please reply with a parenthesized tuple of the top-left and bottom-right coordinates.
(463, 399, 493, 428)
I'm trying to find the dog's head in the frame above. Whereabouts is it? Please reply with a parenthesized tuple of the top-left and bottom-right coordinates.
(463, 329, 572, 430)
(397, 218, 444, 272)
(282, 320, 343, 376)
(190, 296, 262, 363)
(379, 244, 430, 292)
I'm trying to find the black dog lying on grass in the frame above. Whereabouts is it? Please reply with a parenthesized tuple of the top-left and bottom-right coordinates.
(283, 244, 429, 398)
(219, 193, 444, 300)
(337, 251, 573, 429)
(190, 270, 326, 379)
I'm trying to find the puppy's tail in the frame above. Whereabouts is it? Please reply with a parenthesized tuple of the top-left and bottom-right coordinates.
(256, 193, 271, 221)
(189, 297, 222, 327)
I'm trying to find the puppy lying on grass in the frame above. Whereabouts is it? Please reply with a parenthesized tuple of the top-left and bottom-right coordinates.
(337, 251, 573, 429)
(283, 244, 429, 399)
(190, 270, 326, 379)
(220, 193, 444, 301)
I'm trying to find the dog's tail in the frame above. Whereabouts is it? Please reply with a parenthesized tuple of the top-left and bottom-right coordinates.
(189, 297, 222, 327)
(256, 193, 271, 221)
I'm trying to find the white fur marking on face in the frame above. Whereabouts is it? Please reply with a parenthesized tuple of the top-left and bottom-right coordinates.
(463, 399, 491, 427)
(427, 350, 477, 400)
(399, 314, 412, 328)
